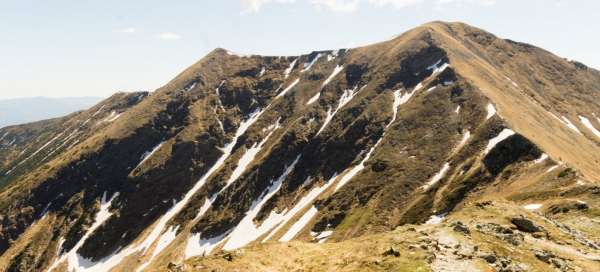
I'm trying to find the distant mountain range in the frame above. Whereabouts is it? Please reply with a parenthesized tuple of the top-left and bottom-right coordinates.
(0, 96, 103, 128)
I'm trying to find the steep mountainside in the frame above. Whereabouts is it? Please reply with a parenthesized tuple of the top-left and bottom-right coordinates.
(1, 22, 599, 272)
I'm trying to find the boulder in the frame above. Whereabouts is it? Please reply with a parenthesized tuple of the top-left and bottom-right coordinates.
(534, 250, 554, 263)
(482, 254, 497, 263)
(451, 221, 470, 235)
(510, 216, 542, 233)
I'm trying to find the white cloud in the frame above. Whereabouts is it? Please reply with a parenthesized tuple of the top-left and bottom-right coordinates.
(553, 0, 567, 7)
(367, 0, 424, 9)
(240, 0, 495, 13)
(311, 0, 360, 12)
(157, 32, 181, 40)
(119, 27, 137, 33)
(241, 0, 296, 14)
(437, 0, 496, 6)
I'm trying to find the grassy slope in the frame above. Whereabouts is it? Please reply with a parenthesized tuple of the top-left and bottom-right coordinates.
(184, 199, 600, 272)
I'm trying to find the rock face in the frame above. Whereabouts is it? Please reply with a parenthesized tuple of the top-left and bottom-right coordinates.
(1, 21, 600, 272)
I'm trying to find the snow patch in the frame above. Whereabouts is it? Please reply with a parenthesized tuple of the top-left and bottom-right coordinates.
(66, 139, 80, 150)
(135, 225, 180, 272)
(316, 107, 335, 136)
(550, 113, 583, 135)
(277, 78, 300, 98)
(561, 116, 582, 135)
(184, 82, 197, 92)
(302, 53, 323, 72)
(426, 86, 437, 92)
(41, 132, 79, 163)
(102, 111, 122, 123)
(193, 196, 216, 221)
(421, 163, 450, 190)
(213, 108, 225, 132)
(306, 92, 320, 105)
(63, 129, 81, 143)
(279, 206, 318, 242)
(47, 192, 118, 272)
(316, 85, 360, 136)
(5, 138, 15, 147)
(427, 60, 442, 70)
(326, 50, 339, 62)
(334, 92, 411, 202)
(284, 58, 298, 79)
(40, 201, 53, 219)
(484, 129, 515, 154)
(333, 87, 409, 192)
(222, 118, 280, 190)
(427, 60, 450, 74)
(66, 107, 270, 271)
(80, 118, 92, 127)
(578, 115, 600, 138)
(505, 76, 519, 87)
(222, 155, 301, 250)
(7, 137, 16, 146)
(4, 167, 15, 176)
(56, 237, 66, 256)
(414, 83, 424, 92)
(455, 131, 471, 152)
(523, 204, 542, 210)
(534, 153, 549, 164)
(486, 103, 497, 120)
(263, 173, 339, 242)
(258, 67, 266, 77)
(546, 165, 559, 173)
(425, 214, 446, 225)
(455, 105, 461, 114)
(311, 230, 333, 243)
(17, 132, 64, 167)
(549, 112, 563, 123)
(215, 81, 226, 113)
(184, 232, 230, 259)
(322, 65, 344, 87)
(334, 145, 377, 192)
(136, 141, 165, 168)
(0, 132, 8, 142)
(91, 105, 106, 117)
(397, 86, 419, 107)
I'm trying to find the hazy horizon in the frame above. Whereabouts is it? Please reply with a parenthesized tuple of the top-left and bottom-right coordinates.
(0, 96, 103, 128)
(0, 96, 105, 102)
(2, 0, 599, 100)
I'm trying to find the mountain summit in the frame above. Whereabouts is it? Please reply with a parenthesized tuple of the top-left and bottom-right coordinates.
(1, 22, 600, 271)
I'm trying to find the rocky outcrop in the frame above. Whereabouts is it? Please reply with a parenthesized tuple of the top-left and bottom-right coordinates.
(510, 216, 543, 233)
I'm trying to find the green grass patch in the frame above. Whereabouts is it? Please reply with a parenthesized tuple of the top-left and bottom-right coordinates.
(335, 207, 375, 235)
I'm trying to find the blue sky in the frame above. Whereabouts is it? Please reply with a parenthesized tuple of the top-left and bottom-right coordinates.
(1, 0, 598, 99)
